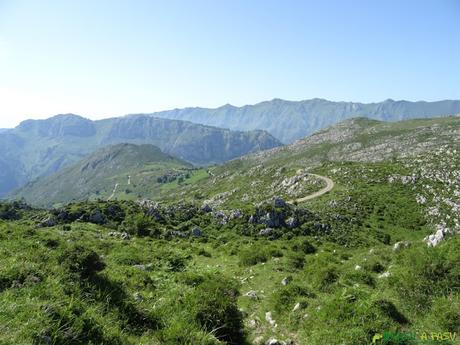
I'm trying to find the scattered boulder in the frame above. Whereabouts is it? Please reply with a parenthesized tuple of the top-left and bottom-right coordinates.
(229, 209, 243, 220)
(265, 311, 276, 327)
(145, 203, 163, 221)
(292, 302, 307, 312)
(261, 211, 284, 228)
(281, 277, 291, 286)
(259, 228, 274, 236)
(393, 241, 411, 251)
(38, 216, 58, 228)
(285, 217, 298, 229)
(424, 224, 450, 247)
(201, 203, 212, 213)
(378, 271, 391, 279)
(133, 292, 143, 302)
(328, 200, 338, 207)
(273, 197, 286, 208)
(133, 263, 153, 271)
(212, 211, 228, 225)
(244, 290, 258, 300)
(247, 319, 260, 329)
(253, 336, 264, 345)
(248, 215, 257, 224)
(164, 230, 188, 239)
(55, 210, 71, 222)
(416, 195, 427, 205)
(190, 227, 203, 237)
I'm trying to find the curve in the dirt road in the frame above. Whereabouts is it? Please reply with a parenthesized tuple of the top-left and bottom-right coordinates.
(290, 173, 335, 203)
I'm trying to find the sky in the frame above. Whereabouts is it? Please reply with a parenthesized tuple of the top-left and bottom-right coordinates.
(0, 0, 459, 128)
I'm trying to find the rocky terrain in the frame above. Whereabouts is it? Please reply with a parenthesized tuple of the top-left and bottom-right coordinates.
(1, 116, 459, 345)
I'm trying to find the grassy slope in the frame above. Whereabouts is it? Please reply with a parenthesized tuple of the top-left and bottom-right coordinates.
(10, 144, 209, 208)
(1, 117, 460, 345)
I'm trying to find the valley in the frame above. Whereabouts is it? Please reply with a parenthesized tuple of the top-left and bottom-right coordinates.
(1, 116, 459, 345)
(0, 114, 281, 197)
(2, 3, 459, 344)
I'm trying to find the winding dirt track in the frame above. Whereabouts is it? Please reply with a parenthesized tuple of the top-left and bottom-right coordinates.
(290, 173, 335, 203)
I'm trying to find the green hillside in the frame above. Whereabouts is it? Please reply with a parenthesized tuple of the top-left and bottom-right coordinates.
(160, 116, 460, 207)
(0, 116, 459, 345)
(10, 143, 207, 208)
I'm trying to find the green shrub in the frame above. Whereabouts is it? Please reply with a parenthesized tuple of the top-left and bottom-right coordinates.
(291, 238, 316, 254)
(238, 245, 269, 266)
(269, 284, 313, 315)
(159, 320, 222, 345)
(372, 299, 409, 325)
(268, 246, 284, 258)
(428, 296, 460, 331)
(0, 203, 20, 220)
(390, 240, 460, 309)
(161, 251, 189, 272)
(59, 245, 105, 278)
(362, 257, 385, 273)
(0, 264, 43, 291)
(177, 272, 206, 287)
(197, 248, 212, 257)
(122, 213, 156, 236)
(286, 252, 305, 270)
(36, 303, 122, 345)
(188, 276, 244, 344)
(343, 270, 375, 287)
(312, 266, 339, 292)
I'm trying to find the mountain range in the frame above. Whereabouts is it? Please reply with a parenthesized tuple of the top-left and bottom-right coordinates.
(12, 115, 460, 211)
(148, 98, 460, 143)
(3, 97, 460, 198)
(0, 114, 280, 196)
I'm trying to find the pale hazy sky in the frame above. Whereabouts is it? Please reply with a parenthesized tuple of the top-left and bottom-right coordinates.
(1, 0, 459, 128)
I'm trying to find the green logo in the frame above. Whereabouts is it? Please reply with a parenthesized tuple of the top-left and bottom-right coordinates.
(372, 331, 457, 344)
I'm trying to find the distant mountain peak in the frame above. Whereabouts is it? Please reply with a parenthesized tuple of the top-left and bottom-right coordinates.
(150, 98, 460, 143)
(17, 113, 96, 137)
(50, 113, 87, 119)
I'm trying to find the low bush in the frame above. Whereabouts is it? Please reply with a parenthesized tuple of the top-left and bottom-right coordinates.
(188, 275, 244, 344)
(291, 238, 317, 254)
(269, 284, 314, 315)
(238, 245, 269, 266)
(59, 245, 105, 279)
(286, 252, 306, 270)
